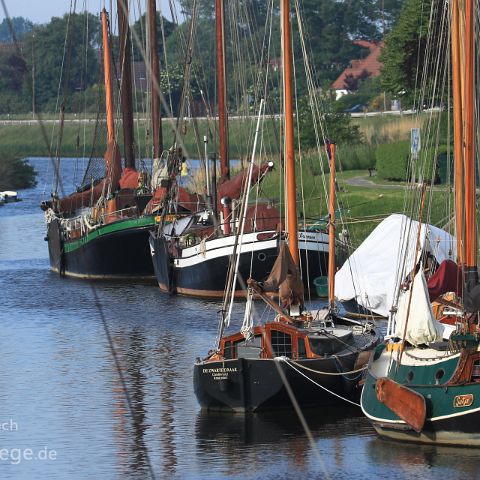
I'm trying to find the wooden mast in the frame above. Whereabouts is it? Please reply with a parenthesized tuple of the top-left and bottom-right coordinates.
(216, 0, 229, 182)
(463, 0, 477, 276)
(148, 0, 163, 159)
(281, 0, 299, 266)
(327, 142, 336, 309)
(451, 0, 464, 264)
(117, 0, 135, 169)
(101, 9, 115, 144)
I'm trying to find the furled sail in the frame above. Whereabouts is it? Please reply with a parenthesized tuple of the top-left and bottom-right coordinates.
(394, 270, 443, 346)
(262, 242, 304, 307)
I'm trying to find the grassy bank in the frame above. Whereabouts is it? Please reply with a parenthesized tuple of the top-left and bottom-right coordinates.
(261, 167, 452, 248)
(0, 117, 281, 159)
(0, 112, 422, 158)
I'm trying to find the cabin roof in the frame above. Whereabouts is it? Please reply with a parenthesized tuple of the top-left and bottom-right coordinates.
(331, 41, 383, 91)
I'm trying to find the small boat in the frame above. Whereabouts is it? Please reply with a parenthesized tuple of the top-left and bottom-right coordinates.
(361, 0, 480, 446)
(0, 191, 18, 203)
(194, 0, 381, 412)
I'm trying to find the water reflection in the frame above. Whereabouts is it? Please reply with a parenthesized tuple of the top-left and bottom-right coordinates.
(195, 406, 369, 475)
(366, 438, 480, 478)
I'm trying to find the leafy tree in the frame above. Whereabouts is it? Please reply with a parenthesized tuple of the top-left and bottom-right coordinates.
(334, 76, 383, 111)
(297, 94, 362, 149)
(23, 13, 101, 111)
(380, 0, 447, 105)
(131, 12, 176, 61)
(0, 16, 33, 42)
(342, 0, 405, 39)
(0, 50, 30, 113)
(0, 155, 36, 190)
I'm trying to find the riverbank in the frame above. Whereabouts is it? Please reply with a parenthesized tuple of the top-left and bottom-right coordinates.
(0, 112, 420, 158)
(0, 117, 281, 159)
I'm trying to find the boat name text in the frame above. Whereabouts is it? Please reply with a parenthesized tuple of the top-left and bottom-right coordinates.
(203, 367, 237, 381)
(453, 394, 474, 408)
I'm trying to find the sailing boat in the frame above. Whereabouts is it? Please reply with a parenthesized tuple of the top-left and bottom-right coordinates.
(41, 2, 166, 280)
(193, 0, 380, 412)
(360, 0, 480, 446)
(148, 0, 329, 298)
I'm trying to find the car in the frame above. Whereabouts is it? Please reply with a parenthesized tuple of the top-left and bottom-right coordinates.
(344, 104, 364, 113)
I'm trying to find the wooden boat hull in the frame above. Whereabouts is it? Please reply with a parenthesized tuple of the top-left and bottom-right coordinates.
(46, 216, 156, 280)
(361, 345, 480, 446)
(194, 347, 372, 412)
(150, 230, 329, 298)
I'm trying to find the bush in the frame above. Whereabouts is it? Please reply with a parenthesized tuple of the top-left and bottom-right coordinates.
(337, 144, 376, 170)
(376, 140, 446, 183)
(0, 156, 37, 190)
(376, 140, 409, 180)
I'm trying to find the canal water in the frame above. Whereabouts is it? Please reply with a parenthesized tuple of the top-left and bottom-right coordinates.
(0, 158, 478, 479)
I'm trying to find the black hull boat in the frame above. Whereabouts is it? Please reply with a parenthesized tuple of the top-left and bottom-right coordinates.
(150, 230, 329, 298)
(46, 215, 156, 280)
(194, 315, 380, 412)
(193, 0, 382, 414)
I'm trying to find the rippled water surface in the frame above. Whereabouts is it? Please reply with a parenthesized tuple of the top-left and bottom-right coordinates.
(1, 158, 479, 479)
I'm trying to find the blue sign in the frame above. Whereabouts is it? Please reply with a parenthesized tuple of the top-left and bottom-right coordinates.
(411, 128, 421, 158)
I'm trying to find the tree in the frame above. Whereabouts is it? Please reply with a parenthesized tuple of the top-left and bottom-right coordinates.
(380, 0, 447, 105)
(0, 17, 33, 43)
(131, 12, 176, 62)
(23, 13, 101, 111)
(0, 49, 30, 113)
(297, 94, 363, 149)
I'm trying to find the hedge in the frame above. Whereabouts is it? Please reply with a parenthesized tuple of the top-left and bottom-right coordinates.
(376, 140, 447, 183)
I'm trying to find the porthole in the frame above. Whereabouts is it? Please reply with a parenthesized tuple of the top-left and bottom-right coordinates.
(258, 252, 267, 262)
(406, 370, 414, 382)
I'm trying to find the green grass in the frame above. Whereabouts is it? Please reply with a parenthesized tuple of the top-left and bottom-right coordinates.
(0, 116, 282, 159)
(261, 164, 453, 247)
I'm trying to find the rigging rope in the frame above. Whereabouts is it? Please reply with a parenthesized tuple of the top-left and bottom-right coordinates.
(275, 357, 361, 407)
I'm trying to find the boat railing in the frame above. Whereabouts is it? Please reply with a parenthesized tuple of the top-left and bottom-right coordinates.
(103, 206, 138, 224)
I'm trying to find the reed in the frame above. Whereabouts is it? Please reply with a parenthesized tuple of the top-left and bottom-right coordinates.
(354, 114, 423, 145)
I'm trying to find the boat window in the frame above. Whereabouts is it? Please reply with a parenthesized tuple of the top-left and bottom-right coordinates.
(435, 369, 445, 384)
(235, 335, 262, 359)
(406, 370, 414, 383)
(298, 337, 306, 358)
(472, 361, 480, 382)
(271, 330, 292, 358)
(224, 341, 234, 360)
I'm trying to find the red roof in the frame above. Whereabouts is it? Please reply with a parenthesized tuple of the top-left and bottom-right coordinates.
(331, 41, 383, 90)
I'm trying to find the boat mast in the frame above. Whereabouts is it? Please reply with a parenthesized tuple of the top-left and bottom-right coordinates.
(327, 142, 336, 309)
(148, 0, 163, 159)
(463, 0, 477, 279)
(281, 0, 299, 266)
(117, 0, 135, 169)
(101, 9, 115, 144)
(216, 0, 229, 182)
(451, 0, 464, 264)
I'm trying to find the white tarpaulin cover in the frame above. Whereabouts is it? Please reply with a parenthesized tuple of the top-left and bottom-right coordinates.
(335, 214, 456, 317)
(394, 270, 443, 345)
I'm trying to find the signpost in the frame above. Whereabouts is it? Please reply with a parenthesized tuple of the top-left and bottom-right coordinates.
(411, 127, 421, 159)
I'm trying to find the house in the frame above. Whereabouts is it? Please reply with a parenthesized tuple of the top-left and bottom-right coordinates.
(331, 40, 383, 100)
